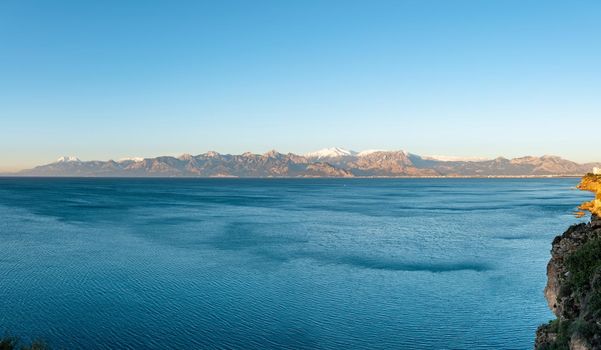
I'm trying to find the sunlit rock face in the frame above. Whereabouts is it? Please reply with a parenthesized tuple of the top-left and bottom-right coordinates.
(576, 174, 601, 218)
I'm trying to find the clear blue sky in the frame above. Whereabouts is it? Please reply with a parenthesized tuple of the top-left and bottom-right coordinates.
(1, 0, 600, 170)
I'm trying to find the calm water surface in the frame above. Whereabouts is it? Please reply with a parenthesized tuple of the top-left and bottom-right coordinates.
(0, 178, 591, 349)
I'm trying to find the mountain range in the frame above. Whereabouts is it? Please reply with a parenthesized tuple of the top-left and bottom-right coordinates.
(9, 148, 601, 178)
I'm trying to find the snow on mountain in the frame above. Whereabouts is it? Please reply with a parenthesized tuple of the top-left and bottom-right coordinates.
(305, 147, 357, 159)
(56, 156, 81, 163)
(357, 149, 389, 156)
(422, 155, 491, 162)
(118, 157, 145, 163)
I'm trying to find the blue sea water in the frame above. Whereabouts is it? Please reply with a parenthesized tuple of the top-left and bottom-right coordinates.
(0, 178, 592, 349)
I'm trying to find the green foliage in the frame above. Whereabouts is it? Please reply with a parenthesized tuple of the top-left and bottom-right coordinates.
(538, 312, 599, 349)
(565, 238, 601, 294)
(553, 320, 572, 350)
(537, 319, 571, 350)
(542, 238, 601, 349)
(558, 283, 572, 299)
(571, 319, 598, 340)
(588, 287, 601, 318)
(546, 318, 560, 332)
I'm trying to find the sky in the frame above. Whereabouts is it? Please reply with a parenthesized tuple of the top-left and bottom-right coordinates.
(1, 0, 600, 171)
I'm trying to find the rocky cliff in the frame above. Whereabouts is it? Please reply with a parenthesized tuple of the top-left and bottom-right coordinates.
(536, 174, 601, 350)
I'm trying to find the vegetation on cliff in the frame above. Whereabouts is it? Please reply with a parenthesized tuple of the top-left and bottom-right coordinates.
(536, 174, 601, 350)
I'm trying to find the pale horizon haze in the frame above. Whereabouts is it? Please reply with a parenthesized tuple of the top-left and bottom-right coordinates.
(1, 0, 600, 171)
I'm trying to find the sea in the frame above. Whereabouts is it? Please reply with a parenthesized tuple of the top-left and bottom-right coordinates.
(0, 177, 591, 349)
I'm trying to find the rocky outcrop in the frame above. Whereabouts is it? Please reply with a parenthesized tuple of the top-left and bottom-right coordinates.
(577, 174, 601, 218)
(536, 174, 601, 350)
(536, 217, 601, 350)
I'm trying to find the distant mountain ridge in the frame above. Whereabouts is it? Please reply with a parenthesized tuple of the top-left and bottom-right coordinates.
(11, 148, 601, 177)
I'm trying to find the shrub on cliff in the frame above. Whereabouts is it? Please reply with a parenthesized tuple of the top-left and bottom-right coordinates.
(565, 237, 601, 295)
(538, 319, 570, 350)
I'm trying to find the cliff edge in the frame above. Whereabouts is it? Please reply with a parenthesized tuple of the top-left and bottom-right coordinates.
(536, 174, 601, 350)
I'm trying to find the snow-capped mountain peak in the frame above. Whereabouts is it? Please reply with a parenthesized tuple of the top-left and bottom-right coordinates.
(118, 157, 145, 163)
(422, 155, 491, 162)
(357, 149, 389, 156)
(56, 156, 81, 163)
(305, 147, 357, 159)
